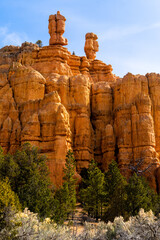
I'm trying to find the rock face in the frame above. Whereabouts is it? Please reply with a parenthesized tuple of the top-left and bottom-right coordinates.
(0, 12, 160, 190)
(9, 63, 46, 104)
(113, 74, 159, 189)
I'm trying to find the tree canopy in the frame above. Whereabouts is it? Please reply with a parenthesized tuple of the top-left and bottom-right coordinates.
(0, 143, 159, 225)
(36, 40, 43, 47)
(0, 143, 54, 218)
(126, 173, 158, 216)
(104, 160, 128, 221)
(80, 160, 105, 220)
(53, 150, 77, 223)
(80, 160, 159, 222)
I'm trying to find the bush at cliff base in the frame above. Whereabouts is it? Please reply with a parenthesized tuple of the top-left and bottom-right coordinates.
(0, 178, 21, 230)
(0, 208, 160, 239)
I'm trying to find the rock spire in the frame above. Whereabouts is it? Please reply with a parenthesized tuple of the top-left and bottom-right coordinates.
(48, 11, 68, 46)
(84, 32, 99, 60)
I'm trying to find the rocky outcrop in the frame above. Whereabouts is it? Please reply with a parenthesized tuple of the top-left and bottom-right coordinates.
(31, 45, 72, 78)
(113, 74, 160, 189)
(0, 12, 160, 190)
(8, 63, 46, 104)
(48, 11, 68, 46)
(19, 91, 72, 186)
(45, 73, 93, 172)
(0, 42, 39, 69)
(91, 81, 113, 167)
(84, 33, 99, 60)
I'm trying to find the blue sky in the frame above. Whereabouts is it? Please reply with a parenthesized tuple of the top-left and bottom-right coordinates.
(1, 0, 160, 77)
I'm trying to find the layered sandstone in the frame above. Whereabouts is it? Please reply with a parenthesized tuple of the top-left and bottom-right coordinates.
(0, 12, 160, 190)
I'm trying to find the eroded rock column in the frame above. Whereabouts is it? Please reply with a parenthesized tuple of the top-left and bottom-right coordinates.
(84, 33, 99, 60)
(48, 11, 68, 46)
(91, 81, 113, 169)
(114, 73, 159, 188)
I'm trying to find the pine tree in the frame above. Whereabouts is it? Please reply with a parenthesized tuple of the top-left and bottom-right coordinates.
(126, 173, 158, 216)
(80, 160, 105, 220)
(0, 147, 19, 185)
(103, 160, 127, 221)
(0, 143, 54, 218)
(52, 183, 69, 224)
(53, 150, 77, 223)
(63, 150, 77, 216)
(36, 40, 42, 47)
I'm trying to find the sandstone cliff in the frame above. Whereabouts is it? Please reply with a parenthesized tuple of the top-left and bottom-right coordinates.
(0, 12, 160, 190)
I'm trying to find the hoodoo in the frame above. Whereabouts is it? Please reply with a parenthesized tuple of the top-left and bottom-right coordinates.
(48, 11, 68, 46)
(0, 12, 160, 190)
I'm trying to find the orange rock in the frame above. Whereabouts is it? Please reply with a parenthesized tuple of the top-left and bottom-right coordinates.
(9, 119, 21, 153)
(102, 124, 115, 171)
(48, 11, 68, 46)
(84, 33, 99, 60)
(19, 91, 72, 186)
(80, 57, 90, 76)
(89, 60, 116, 83)
(91, 81, 113, 167)
(67, 55, 81, 75)
(32, 45, 72, 78)
(0, 116, 12, 152)
(113, 74, 159, 188)
(46, 73, 93, 171)
(0, 13, 160, 190)
(0, 45, 20, 66)
(8, 63, 46, 105)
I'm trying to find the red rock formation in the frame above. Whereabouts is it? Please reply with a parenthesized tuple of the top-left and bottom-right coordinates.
(0, 12, 160, 189)
(91, 82, 114, 168)
(8, 63, 46, 104)
(84, 33, 99, 60)
(32, 45, 72, 78)
(48, 11, 68, 46)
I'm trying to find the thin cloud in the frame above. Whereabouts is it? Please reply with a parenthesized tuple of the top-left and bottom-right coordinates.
(0, 26, 28, 47)
(99, 22, 160, 41)
(0, 27, 8, 36)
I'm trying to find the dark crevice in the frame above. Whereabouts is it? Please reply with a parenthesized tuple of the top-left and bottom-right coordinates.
(155, 169, 159, 194)
(115, 141, 119, 163)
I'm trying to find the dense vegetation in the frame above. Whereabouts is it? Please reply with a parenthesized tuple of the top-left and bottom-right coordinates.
(0, 143, 54, 218)
(0, 144, 160, 239)
(0, 178, 21, 230)
(0, 144, 77, 226)
(80, 160, 159, 222)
